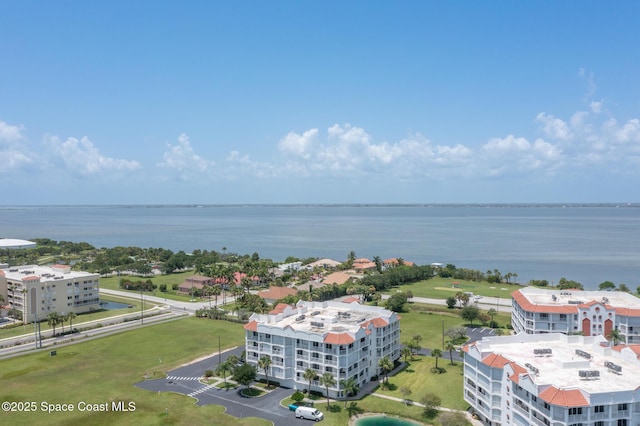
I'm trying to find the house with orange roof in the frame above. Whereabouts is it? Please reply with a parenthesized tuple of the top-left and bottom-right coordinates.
(512, 287, 640, 343)
(352, 258, 377, 272)
(257, 286, 298, 304)
(322, 271, 355, 286)
(243, 300, 399, 398)
(464, 332, 640, 426)
(382, 258, 415, 268)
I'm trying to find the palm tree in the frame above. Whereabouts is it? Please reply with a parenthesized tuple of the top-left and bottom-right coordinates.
(432, 348, 443, 370)
(47, 312, 61, 336)
(487, 308, 498, 327)
(401, 347, 412, 362)
(258, 356, 272, 389)
(212, 285, 222, 307)
(67, 312, 77, 332)
(304, 368, 317, 394)
(378, 356, 393, 384)
(339, 376, 359, 408)
(216, 359, 232, 388)
(372, 256, 382, 273)
(319, 372, 336, 408)
(608, 328, 625, 346)
(445, 341, 456, 365)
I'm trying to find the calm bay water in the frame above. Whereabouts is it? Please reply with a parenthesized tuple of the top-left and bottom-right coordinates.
(1, 204, 639, 290)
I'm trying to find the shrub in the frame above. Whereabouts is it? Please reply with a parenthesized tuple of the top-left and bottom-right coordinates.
(291, 391, 305, 403)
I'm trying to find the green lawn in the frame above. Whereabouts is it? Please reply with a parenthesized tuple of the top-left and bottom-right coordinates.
(1, 317, 266, 426)
(99, 270, 222, 303)
(387, 277, 519, 301)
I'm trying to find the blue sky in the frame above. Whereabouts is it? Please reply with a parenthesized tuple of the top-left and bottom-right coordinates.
(1, 1, 639, 204)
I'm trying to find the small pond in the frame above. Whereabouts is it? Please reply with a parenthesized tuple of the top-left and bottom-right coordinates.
(353, 415, 419, 426)
(99, 300, 132, 310)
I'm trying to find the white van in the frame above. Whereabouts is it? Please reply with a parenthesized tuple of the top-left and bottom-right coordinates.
(295, 406, 324, 421)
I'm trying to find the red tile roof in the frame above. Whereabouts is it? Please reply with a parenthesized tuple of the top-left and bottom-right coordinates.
(244, 320, 258, 331)
(383, 258, 415, 267)
(324, 332, 355, 344)
(258, 286, 298, 300)
(269, 303, 292, 315)
(342, 296, 360, 304)
(512, 290, 578, 314)
(361, 317, 389, 329)
(539, 387, 589, 407)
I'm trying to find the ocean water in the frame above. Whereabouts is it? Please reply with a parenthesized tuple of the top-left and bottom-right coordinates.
(0, 204, 639, 290)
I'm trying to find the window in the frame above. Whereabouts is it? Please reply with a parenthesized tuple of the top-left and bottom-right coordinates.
(569, 407, 582, 415)
(540, 313, 548, 319)
(594, 422, 604, 426)
(618, 420, 627, 426)
(594, 406, 604, 413)
(325, 344, 332, 349)
(312, 342, 319, 347)
(618, 403, 628, 411)
(560, 314, 567, 320)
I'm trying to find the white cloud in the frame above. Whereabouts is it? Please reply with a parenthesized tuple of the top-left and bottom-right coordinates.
(0, 120, 33, 172)
(46, 135, 141, 175)
(157, 133, 212, 177)
(536, 113, 573, 140)
(278, 128, 318, 159)
(590, 100, 603, 114)
(0, 120, 25, 142)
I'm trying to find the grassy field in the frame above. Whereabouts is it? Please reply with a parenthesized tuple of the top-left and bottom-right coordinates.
(387, 276, 520, 301)
(1, 317, 266, 426)
(99, 270, 204, 303)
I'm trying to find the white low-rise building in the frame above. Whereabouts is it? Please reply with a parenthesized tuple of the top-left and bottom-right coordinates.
(464, 333, 640, 426)
(244, 300, 400, 397)
(0, 264, 100, 323)
(512, 287, 640, 343)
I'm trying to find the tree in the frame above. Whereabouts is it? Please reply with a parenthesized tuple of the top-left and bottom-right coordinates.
(385, 292, 408, 312)
(339, 376, 359, 408)
(446, 296, 456, 309)
(431, 348, 442, 370)
(400, 386, 412, 405)
(291, 390, 305, 404)
(608, 328, 625, 346)
(373, 256, 382, 273)
(67, 312, 77, 333)
(445, 341, 456, 365)
(232, 363, 256, 390)
(599, 281, 616, 291)
(258, 356, 272, 389)
(304, 368, 317, 394)
(319, 372, 336, 408)
(618, 283, 631, 293)
(378, 356, 393, 384)
(401, 347, 412, 362)
(461, 305, 480, 325)
(558, 278, 584, 290)
(215, 360, 232, 387)
(487, 308, 498, 327)
(421, 392, 441, 418)
(47, 312, 61, 336)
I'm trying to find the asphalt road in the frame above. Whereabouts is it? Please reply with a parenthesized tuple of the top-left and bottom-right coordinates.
(135, 346, 298, 426)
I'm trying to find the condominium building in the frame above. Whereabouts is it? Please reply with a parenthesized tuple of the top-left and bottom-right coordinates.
(464, 333, 640, 426)
(0, 264, 100, 324)
(512, 287, 640, 343)
(244, 300, 400, 397)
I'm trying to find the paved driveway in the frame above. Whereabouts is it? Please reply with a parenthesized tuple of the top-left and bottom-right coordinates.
(135, 348, 299, 426)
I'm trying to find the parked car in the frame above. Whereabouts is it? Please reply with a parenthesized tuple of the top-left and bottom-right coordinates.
(295, 406, 323, 421)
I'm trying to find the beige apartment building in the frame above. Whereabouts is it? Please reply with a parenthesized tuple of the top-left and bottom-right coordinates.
(0, 264, 100, 324)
